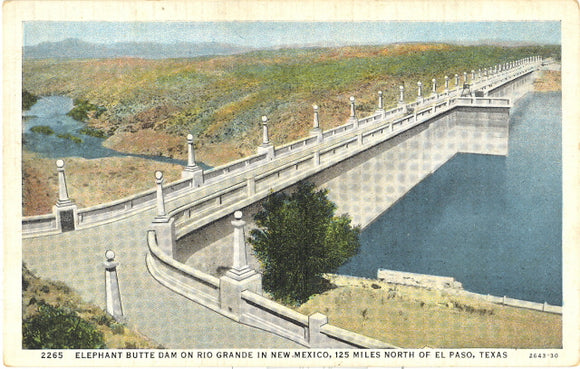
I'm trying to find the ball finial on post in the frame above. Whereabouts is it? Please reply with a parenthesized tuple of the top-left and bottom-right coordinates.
(349, 96, 356, 118)
(261, 115, 270, 145)
(312, 104, 320, 129)
(154, 170, 166, 219)
(56, 159, 71, 204)
(377, 90, 384, 111)
(398, 85, 405, 106)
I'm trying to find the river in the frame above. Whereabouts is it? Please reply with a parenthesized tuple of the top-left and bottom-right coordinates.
(339, 91, 562, 305)
(23, 95, 191, 166)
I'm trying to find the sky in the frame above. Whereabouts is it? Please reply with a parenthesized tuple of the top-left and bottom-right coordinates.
(23, 21, 561, 48)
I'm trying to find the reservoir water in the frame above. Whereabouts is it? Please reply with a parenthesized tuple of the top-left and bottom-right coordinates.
(339, 91, 562, 305)
(23, 96, 189, 166)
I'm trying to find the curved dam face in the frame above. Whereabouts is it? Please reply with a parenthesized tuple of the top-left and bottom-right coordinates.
(176, 74, 536, 276)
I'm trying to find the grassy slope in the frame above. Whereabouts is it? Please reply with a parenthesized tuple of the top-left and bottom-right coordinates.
(297, 275, 562, 348)
(23, 44, 561, 167)
(23, 265, 161, 349)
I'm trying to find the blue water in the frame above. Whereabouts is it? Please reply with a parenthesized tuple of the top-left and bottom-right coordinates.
(339, 91, 562, 305)
(22, 96, 191, 166)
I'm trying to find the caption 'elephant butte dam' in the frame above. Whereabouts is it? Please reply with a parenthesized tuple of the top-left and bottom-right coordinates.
(22, 57, 561, 349)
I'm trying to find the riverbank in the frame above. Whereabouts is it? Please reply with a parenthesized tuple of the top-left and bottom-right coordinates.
(22, 151, 183, 216)
(533, 70, 561, 91)
(296, 274, 561, 348)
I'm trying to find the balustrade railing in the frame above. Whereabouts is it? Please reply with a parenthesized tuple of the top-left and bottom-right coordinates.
(22, 57, 541, 236)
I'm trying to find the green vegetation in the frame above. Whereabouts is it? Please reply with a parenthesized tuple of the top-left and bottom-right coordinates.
(79, 127, 108, 138)
(22, 44, 561, 165)
(23, 302, 105, 349)
(250, 182, 360, 304)
(67, 98, 106, 122)
(56, 133, 83, 143)
(22, 89, 39, 111)
(22, 264, 161, 349)
(30, 125, 54, 135)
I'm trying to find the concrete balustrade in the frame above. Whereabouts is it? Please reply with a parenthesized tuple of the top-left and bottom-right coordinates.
(146, 216, 399, 348)
(23, 57, 542, 237)
(431, 78, 437, 96)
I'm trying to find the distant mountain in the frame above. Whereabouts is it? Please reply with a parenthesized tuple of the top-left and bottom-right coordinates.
(24, 38, 256, 59)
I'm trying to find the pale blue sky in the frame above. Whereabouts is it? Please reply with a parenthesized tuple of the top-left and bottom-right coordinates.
(24, 21, 561, 47)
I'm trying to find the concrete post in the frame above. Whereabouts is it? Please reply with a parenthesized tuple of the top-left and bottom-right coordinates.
(257, 116, 275, 160)
(231, 211, 249, 272)
(463, 71, 468, 84)
(376, 91, 385, 112)
(154, 170, 167, 220)
(104, 250, 124, 322)
(313, 150, 320, 166)
(246, 175, 256, 196)
(220, 211, 262, 317)
(417, 81, 423, 102)
(187, 134, 195, 167)
(312, 104, 320, 130)
(398, 85, 405, 106)
(454, 74, 459, 87)
(308, 313, 329, 348)
(310, 105, 323, 142)
(53, 160, 78, 232)
(431, 78, 437, 96)
(444, 76, 449, 92)
(182, 134, 204, 185)
(471, 70, 475, 81)
(150, 170, 176, 257)
(349, 96, 358, 127)
(261, 115, 270, 145)
(56, 159, 71, 205)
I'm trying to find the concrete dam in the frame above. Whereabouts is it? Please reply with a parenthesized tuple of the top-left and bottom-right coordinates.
(22, 57, 546, 348)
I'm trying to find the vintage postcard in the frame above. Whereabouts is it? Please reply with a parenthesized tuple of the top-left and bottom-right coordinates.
(3, 0, 579, 367)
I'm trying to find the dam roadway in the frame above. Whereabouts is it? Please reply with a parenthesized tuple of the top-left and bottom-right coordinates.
(22, 58, 542, 348)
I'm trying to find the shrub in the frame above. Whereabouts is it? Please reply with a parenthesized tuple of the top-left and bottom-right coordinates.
(30, 126, 54, 135)
(79, 127, 108, 138)
(23, 303, 106, 349)
(56, 133, 83, 144)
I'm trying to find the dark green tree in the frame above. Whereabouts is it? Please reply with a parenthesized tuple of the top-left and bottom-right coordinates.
(23, 302, 106, 349)
(250, 182, 360, 304)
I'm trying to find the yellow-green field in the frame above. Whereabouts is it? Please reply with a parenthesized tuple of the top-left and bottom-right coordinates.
(23, 44, 560, 167)
(297, 275, 562, 348)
